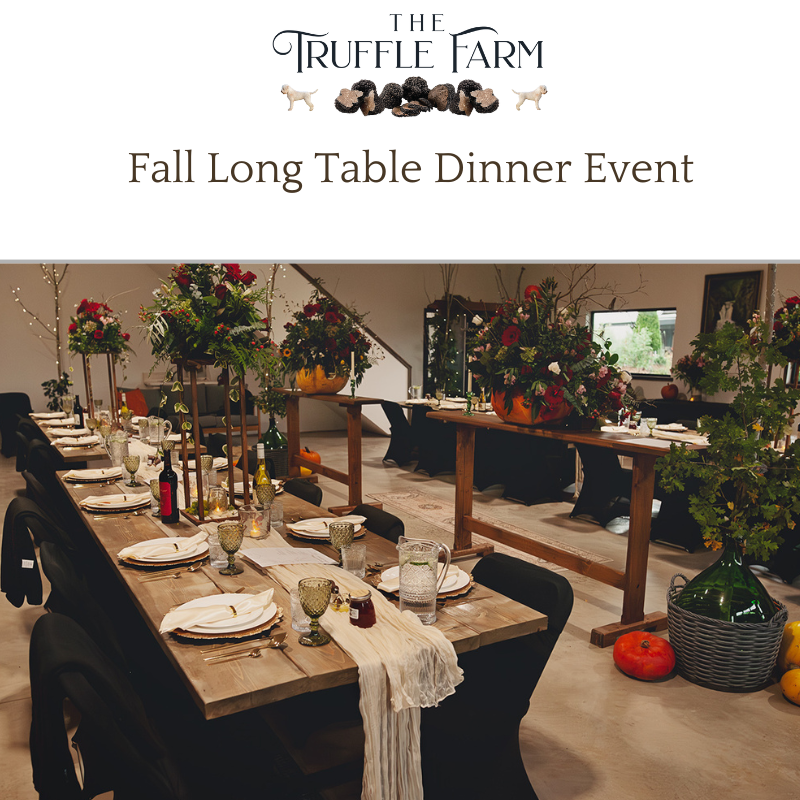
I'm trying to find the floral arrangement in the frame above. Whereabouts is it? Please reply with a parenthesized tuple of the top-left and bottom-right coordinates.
(773, 295, 800, 361)
(68, 299, 131, 356)
(671, 352, 706, 392)
(469, 277, 632, 421)
(658, 313, 800, 560)
(280, 291, 376, 385)
(139, 264, 273, 377)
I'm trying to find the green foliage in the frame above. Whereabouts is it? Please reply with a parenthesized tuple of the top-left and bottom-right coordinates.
(254, 387, 287, 418)
(657, 318, 800, 560)
(634, 311, 663, 352)
(616, 326, 668, 375)
(41, 372, 73, 412)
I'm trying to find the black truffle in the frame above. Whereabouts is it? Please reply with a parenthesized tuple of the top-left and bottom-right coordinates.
(428, 83, 455, 111)
(449, 80, 482, 116)
(413, 97, 433, 109)
(334, 87, 363, 114)
(470, 87, 500, 114)
(391, 103, 424, 117)
(379, 82, 403, 110)
(402, 76, 430, 103)
(351, 79, 384, 115)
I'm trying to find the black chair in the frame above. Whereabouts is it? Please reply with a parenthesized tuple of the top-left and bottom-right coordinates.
(414, 409, 457, 477)
(351, 503, 404, 543)
(380, 402, 415, 466)
(16, 416, 49, 446)
(284, 478, 323, 507)
(1, 497, 77, 608)
(570, 444, 632, 526)
(0, 392, 32, 456)
(421, 553, 574, 800)
(29, 613, 191, 800)
(651, 473, 705, 552)
(206, 433, 228, 458)
(234, 448, 275, 479)
(40, 541, 129, 672)
(15, 430, 31, 472)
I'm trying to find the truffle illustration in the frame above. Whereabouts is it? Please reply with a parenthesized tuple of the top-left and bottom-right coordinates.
(402, 76, 430, 103)
(379, 82, 403, 110)
(334, 87, 363, 114)
(470, 87, 500, 114)
(413, 97, 433, 110)
(449, 80, 482, 116)
(351, 79, 384, 116)
(427, 84, 455, 111)
(391, 102, 425, 118)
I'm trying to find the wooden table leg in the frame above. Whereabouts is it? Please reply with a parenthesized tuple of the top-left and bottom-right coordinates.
(590, 452, 668, 647)
(346, 405, 362, 506)
(453, 425, 476, 553)
(285, 395, 300, 478)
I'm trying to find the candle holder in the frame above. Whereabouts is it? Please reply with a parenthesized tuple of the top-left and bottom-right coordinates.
(463, 392, 475, 417)
(239, 504, 269, 540)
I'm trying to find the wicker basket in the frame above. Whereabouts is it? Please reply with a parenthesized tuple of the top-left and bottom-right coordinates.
(263, 447, 289, 480)
(667, 573, 788, 692)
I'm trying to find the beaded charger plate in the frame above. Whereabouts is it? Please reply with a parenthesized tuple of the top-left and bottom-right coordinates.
(121, 553, 210, 570)
(287, 528, 367, 543)
(172, 606, 283, 642)
(370, 570, 476, 601)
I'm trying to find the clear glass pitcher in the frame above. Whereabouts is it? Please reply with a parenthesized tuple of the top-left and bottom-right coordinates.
(147, 416, 172, 445)
(397, 537, 451, 625)
(104, 430, 129, 469)
(408, 385, 423, 400)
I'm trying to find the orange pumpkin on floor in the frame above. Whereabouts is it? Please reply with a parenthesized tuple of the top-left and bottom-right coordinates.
(613, 632, 676, 681)
(299, 446, 321, 477)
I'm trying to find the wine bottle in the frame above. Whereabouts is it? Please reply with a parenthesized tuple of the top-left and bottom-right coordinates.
(253, 443, 271, 493)
(159, 447, 179, 524)
(73, 394, 84, 427)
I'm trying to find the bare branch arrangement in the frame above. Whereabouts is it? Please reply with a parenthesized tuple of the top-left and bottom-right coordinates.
(549, 264, 645, 313)
(11, 264, 70, 376)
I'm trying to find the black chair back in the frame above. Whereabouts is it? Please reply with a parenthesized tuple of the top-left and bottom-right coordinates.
(0, 392, 32, 456)
(283, 478, 323, 507)
(206, 433, 228, 458)
(421, 553, 574, 800)
(15, 430, 31, 472)
(570, 444, 632, 526)
(29, 613, 190, 800)
(351, 504, 404, 543)
(380, 402, 414, 466)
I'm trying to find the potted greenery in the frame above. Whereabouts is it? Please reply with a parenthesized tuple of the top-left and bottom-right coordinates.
(469, 277, 633, 425)
(658, 314, 798, 689)
(279, 290, 376, 394)
(41, 372, 73, 412)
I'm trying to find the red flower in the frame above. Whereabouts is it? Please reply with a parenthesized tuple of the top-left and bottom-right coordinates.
(241, 271, 257, 286)
(325, 311, 340, 324)
(68, 323, 77, 333)
(214, 284, 228, 300)
(524, 285, 541, 301)
(122, 332, 130, 341)
(543, 385, 564, 408)
(261, 317, 269, 327)
(174, 268, 191, 288)
(521, 365, 533, 375)
(609, 390, 623, 410)
(303, 304, 317, 317)
(284, 322, 294, 330)
(349, 332, 360, 344)
(786, 296, 800, 308)
(325, 337, 337, 351)
(224, 263, 244, 282)
(501, 325, 521, 346)
(93, 330, 104, 340)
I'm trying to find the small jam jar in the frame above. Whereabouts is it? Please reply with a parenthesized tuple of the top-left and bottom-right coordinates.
(349, 590, 376, 629)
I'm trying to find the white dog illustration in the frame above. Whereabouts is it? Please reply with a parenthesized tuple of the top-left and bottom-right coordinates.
(513, 85, 548, 111)
(281, 84, 317, 111)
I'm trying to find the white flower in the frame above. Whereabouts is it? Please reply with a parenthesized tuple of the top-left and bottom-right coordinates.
(548, 362, 561, 375)
(472, 315, 483, 326)
(517, 307, 523, 315)
(620, 370, 632, 384)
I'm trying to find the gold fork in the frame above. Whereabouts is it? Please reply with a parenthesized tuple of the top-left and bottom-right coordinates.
(138, 563, 205, 582)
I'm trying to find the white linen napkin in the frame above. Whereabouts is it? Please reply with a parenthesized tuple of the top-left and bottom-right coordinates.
(378, 564, 461, 594)
(31, 411, 66, 419)
(54, 435, 100, 446)
(290, 514, 366, 534)
(63, 467, 122, 481)
(651, 430, 709, 445)
(117, 531, 208, 561)
(54, 427, 91, 437)
(79, 493, 150, 509)
(159, 589, 274, 633)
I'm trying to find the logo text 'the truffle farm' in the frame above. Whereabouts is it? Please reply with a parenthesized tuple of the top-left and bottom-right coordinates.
(272, 13, 543, 74)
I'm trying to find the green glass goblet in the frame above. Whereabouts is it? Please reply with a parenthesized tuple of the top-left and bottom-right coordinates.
(328, 521, 355, 565)
(123, 455, 141, 487)
(85, 417, 99, 434)
(298, 577, 333, 646)
(255, 482, 276, 507)
(217, 522, 244, 576)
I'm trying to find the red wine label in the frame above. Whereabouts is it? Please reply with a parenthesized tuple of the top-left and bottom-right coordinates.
(160, 483, 172, 516)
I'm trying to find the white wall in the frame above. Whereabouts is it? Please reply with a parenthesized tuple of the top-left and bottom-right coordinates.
(5, 264, 798, 423)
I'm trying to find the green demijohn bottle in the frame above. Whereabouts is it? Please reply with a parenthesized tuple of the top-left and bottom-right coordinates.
(259, 415, 288, 478)
(675, 536, 776, 623)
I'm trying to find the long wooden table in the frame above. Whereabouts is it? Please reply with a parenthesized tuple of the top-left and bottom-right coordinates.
(31, 416, 107, 463)
(58, 471, 546, 721)
(275, 388, 383, 514)
(426, 410, 705, 647)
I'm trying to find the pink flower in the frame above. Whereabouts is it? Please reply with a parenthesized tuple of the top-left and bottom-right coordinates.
(577, 385, 586, 395)
(598, 366, 609, 378)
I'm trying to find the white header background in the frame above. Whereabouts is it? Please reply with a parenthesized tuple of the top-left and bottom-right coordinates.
(2, 1, 798, 261)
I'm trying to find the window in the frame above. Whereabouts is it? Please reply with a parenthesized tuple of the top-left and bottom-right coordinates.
(590, 308, 676, 378)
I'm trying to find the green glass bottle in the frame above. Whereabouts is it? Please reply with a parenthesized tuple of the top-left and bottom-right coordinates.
(675, 535, 776, 623)
(260, 416, 287, 450)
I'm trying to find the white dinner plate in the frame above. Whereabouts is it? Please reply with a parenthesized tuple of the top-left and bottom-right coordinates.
(31, 412, 67, 419)
(54, 427, 91, 437)
(287, 518, 364, 537)
(44, 419, 75, 427)
(64, 467, 123, 482)
(122, 538, 209, 563)
(178, 594, 278, 634)
(380, 565, 469, 594)
(81, 494, 151, 511)
(656, 423, 688, 432)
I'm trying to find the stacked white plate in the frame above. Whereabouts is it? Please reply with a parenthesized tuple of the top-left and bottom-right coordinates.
(54, 435, 100, 447)
(173, 594, 278, 634)
(53, 427, 91, 437)
(31, 412, 67, 420)
(286, 516, 366, 537)
(79, 493, 151, 512)
(379, 565, 470, 595)
(64, 467, 123, 483)
(44, 418, 75, 427)
(119, 536, 209, 564)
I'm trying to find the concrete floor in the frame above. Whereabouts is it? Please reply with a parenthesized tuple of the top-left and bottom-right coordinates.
(2, 431, 799, 799)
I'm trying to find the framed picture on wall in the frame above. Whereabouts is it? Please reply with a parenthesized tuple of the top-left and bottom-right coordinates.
(700, 271, 763, 334)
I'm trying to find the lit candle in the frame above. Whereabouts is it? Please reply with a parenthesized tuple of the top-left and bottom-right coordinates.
(250, 520, 261, 538)
(467, 371, 472, 393)
(351, 350, 355, 377)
